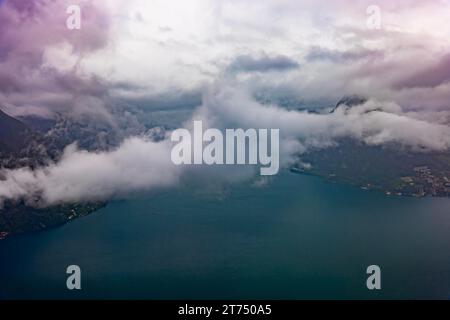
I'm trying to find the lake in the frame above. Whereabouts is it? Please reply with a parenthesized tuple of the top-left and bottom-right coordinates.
(1, 171, 449, 299)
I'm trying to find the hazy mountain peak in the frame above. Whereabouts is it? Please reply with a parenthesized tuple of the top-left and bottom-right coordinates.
(330, 95, 368, 113)
(0, 108, 32, 153)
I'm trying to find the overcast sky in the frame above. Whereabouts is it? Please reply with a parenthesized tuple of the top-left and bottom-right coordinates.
(2, 0, 450, 117)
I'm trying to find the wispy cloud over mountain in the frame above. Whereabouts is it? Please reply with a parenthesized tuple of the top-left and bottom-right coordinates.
(2, 80, 450, 206)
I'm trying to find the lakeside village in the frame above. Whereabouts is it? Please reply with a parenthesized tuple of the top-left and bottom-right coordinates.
(291, 165, 450, 198)
(394, 166, 450, 197)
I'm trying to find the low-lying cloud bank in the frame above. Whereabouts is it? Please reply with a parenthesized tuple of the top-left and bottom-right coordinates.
(1, 82, 450, 207)
(0, 137, 180, 206)
(199, 83, 450, 153)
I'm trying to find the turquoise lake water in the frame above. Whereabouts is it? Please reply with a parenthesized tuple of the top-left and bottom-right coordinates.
(1, 171, 449, 299)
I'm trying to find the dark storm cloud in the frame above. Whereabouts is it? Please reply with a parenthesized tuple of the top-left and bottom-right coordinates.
(306, 47, 383, 63)
(227, 53, 299, 73)
(109, 82, 203, 113)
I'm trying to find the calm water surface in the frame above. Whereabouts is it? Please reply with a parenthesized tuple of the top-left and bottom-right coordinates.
(1, 172, 449, 299)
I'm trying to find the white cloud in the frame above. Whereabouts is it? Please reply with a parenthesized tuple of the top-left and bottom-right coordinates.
(0, 137, 181, 206)
(196, 80, 450, 155)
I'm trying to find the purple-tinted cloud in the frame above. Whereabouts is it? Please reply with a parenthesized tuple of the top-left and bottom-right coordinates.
(0, 0, 111, 120)
(394, 53, 450, 89)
